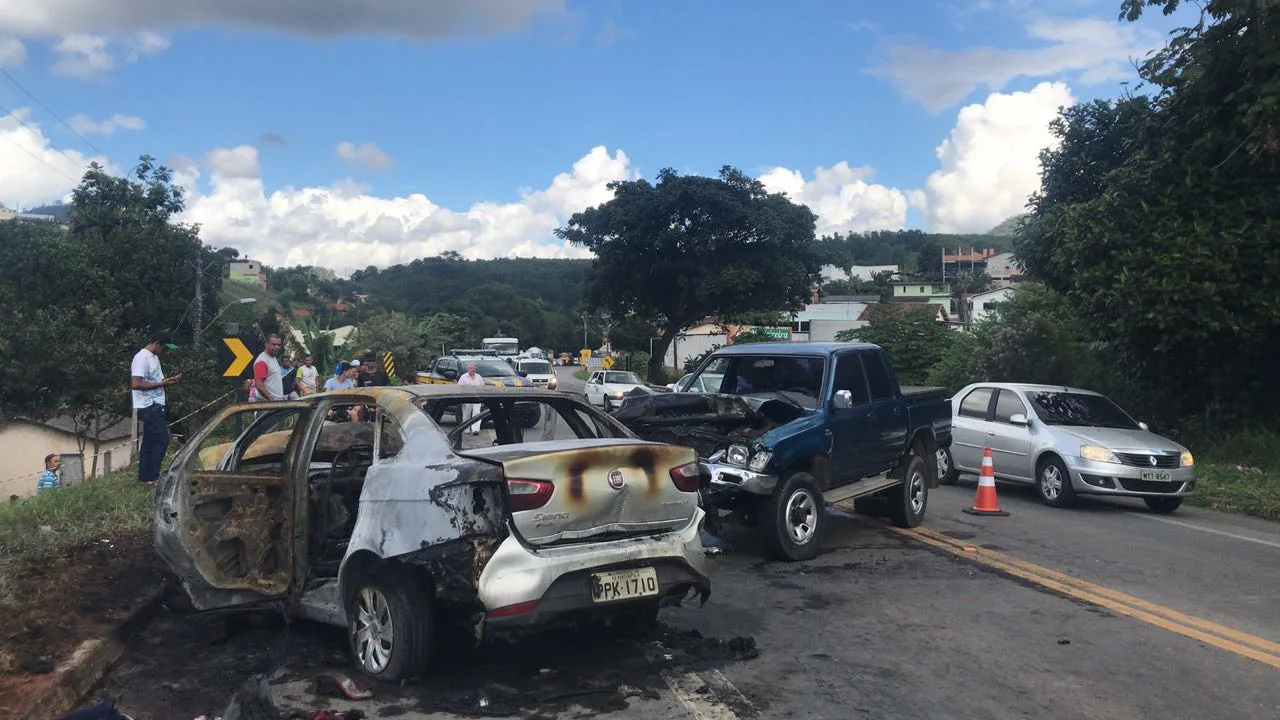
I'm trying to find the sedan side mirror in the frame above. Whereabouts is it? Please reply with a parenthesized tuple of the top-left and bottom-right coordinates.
(1138, 421, 1150, 431)
(1008, 413, 1029, 426)
(832, 389, 853, 410)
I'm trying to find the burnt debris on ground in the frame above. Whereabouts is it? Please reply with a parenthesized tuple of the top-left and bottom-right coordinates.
(97, 609, 762, 720)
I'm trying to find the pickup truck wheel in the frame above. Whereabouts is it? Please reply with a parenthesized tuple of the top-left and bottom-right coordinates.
(760, 472, 825, 562)
(347, 569, 434, 682)
(888, 454, 929, 528)
(937, 447, 958, 485)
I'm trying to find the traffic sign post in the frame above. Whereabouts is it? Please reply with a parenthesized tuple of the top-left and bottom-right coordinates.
(382, 351, 396, 380)
(219, 336, 262, 379)
(601, 356, 614, 370)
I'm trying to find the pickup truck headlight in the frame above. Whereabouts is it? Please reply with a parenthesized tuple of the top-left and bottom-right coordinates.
(1180, 450, 1194, 467)
(1080, 445, 1120, 464)
(748, 450, 773, 472)
(726, 445, 750, 466)
(548, 377, 558, 390)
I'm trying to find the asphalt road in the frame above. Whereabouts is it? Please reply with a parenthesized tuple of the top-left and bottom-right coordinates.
(554, 364, 587, 395)
(96, 408, 1280, 719)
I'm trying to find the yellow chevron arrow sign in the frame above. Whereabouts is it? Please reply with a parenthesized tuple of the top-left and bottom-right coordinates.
(222, 337, 254, 377)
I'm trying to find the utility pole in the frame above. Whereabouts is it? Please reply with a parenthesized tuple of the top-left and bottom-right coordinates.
(188, 256, 221, 346)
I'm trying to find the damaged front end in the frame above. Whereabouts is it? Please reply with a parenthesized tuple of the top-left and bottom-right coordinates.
(612, 393, 805, 505)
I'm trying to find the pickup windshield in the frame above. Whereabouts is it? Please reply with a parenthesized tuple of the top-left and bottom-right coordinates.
(691, 355, 826, 403)
(1028, 391, 1140, 430)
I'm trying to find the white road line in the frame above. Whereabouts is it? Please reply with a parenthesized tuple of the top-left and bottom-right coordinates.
(661, 669, 744, 720)
(701, 668, 755, 712)
(1130, 513, 1280, 549)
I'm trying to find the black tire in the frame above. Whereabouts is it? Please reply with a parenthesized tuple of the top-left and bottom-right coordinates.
(1144, 496, 1183, 514)
(347, 568, 434, 682)
(887, 454, 929, 528)
(759, 472, 825, 562)
(937, 447, 958, 485)
(1037, 455, 1076, 508)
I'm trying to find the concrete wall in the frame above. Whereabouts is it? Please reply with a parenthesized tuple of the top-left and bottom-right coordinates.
(663, 332, 729, 370)
(0, 421, 136, 499)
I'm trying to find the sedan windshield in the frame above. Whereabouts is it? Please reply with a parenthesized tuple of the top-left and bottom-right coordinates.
(1029, 391, 1140, 429)
(604, 371, 643, 384)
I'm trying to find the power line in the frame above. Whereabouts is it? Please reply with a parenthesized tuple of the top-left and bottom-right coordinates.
(0, 99, 93, 177)
(0, 67, 107, 157)
(0, 102, 81, 185)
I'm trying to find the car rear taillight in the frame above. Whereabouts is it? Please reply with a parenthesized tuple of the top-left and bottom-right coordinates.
(507, 478, 554, 512)
(669, 461, 701, 492)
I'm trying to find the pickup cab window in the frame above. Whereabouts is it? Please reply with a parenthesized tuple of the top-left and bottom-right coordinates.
(832, 354, 871, 405)
(861, 351, 895, 401)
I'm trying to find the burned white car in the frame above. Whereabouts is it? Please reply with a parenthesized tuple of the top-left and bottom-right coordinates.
(154, 386, 711, 681)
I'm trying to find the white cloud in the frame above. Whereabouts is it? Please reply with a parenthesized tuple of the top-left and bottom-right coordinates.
(0, 1, 563, 40)
(0, 108, 112, 205)
(51, 31, 167, 77)
(68, 113, 146, 135)
(871, 17, 1161, 112)
(0, 37, 24, 67)
(911, 81, 1075, 233)
(336, 141, 394, 173)
(758, 162, 910, 236)
(169, 144, 635, 274)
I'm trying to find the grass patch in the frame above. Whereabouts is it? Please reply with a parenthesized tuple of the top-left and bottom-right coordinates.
(574, 368, 589, 381)
(1182, 429, 1280, 521)
(0, 467, 152, 603)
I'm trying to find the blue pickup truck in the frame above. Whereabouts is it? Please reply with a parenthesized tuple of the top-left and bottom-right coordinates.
(613, 342, 953, 561)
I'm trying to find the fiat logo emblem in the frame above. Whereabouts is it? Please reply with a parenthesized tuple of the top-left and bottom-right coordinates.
(608, 470, 625, 490)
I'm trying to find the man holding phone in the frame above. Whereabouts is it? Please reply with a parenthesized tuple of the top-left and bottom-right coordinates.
(131, 330, 182, 485)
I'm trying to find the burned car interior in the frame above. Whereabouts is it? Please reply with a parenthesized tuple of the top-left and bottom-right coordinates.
(184, 394, 635, 586)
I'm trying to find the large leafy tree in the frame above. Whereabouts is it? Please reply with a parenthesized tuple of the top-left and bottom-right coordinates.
(1014, 0, 1280, 425)
(555, 166, 823, 379)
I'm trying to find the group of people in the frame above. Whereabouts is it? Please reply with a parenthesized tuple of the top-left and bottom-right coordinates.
(124, 329, 396, 486)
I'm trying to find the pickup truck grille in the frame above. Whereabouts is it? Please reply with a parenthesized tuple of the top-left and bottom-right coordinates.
(638, 429, 724, 460)
(1115, 452, 1180, 469)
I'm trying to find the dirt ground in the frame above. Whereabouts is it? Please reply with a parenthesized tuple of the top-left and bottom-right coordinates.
(0, 530, 166, 714)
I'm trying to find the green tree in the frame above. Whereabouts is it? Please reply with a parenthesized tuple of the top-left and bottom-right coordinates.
(349, 311, 433, 381)
(556, 166, 822, 380)
(835, 305, 957, 385)
(1015, 0, 1280, 425)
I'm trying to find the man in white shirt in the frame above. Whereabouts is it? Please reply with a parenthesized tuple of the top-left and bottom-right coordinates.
(456, 362, 487, 435)
(297, 354, 320, 395)
(250, 334, 285, 402)
(130, 330, 181, 485)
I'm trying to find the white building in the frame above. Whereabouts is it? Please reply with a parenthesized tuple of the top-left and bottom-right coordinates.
(985, 252, 1025, 280)
(966, 286, 1016, 325)
(820, 264, 899, 283)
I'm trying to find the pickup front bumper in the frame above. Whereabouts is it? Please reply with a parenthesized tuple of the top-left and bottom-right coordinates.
(703, 458, 778, 495)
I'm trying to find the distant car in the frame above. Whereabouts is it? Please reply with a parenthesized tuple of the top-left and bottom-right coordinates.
(944, 382, 1194, 513)
(154, 386, 711, 682)
(584, 370, 647, 412)
(416, 355, 542, 425)
(666, 373, 726, 393)
(512, 357, 558, 391)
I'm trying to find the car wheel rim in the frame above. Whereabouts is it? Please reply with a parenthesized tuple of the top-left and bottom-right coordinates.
(786, 490, 818, 545)
(353, 587, 394, 674)
(936, 449, 949, 479)
(909, 469, 926, 515)
(1041, 466, 1062, 499)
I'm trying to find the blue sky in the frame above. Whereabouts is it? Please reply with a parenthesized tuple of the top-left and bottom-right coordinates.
(0, 0, 1192, 271)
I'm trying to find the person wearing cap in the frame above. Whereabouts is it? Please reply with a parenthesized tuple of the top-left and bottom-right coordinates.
(358, 351, 390, 388)
(131, 330, 182, 485)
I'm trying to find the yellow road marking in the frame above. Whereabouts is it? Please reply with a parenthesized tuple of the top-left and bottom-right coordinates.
(890, 525, 1280, 670)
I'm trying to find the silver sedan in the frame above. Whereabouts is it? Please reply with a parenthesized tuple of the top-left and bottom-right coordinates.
(941, 382, 1195, 513)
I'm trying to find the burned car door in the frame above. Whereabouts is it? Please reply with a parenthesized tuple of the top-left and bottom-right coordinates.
(156, 403, 314, 609)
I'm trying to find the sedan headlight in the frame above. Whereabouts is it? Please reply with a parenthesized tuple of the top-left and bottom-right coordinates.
(1080, 445, 1120, 464)
(1180, 450, 1194, 467)
(748, 450, 773, 472)
(725, 445, 750, 466)
(609, 391, 625, 399)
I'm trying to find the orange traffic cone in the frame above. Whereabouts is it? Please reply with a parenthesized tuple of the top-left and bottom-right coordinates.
(962, 446, 1009, 516)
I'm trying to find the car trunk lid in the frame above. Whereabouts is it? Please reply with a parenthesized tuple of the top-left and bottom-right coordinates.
(457, 438, 700, 546)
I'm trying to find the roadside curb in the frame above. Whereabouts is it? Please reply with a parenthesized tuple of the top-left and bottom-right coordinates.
(18, 586, 165, 720)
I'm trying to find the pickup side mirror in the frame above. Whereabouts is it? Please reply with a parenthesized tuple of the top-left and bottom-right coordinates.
(1138, 421, 1150, 431)
(518, 371, 528, 377)
(1008, 413, 1029, 426)
(443, 369, 458, 380)
(832, 389, 853, 410)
